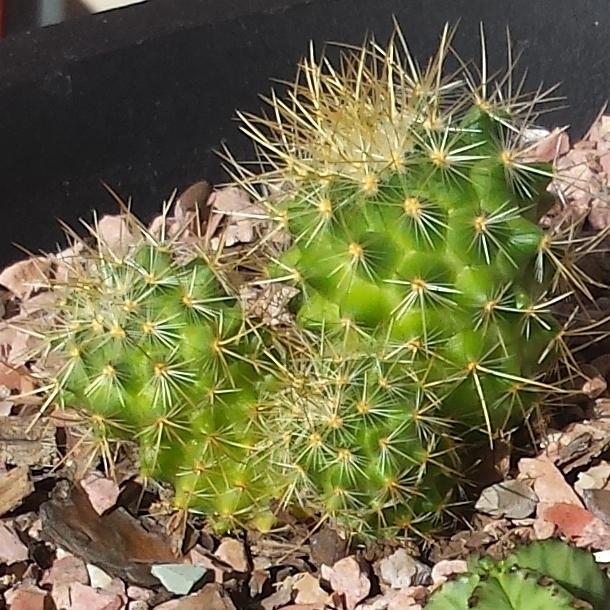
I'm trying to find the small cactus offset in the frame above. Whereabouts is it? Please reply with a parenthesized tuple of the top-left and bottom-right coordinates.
(29, 211, 281, 533)
(425, 539, 610, 610)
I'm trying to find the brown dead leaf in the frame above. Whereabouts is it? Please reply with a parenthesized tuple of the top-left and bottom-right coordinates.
(0, 465, 34, 517)
(321, 556, 370, 610)
(40, 484, 178, 587)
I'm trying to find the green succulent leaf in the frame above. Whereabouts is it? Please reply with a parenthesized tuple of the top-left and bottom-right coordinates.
(471, 568, 591, 610)
(506, 540, 610, 610)
(424, 573, 480, 610)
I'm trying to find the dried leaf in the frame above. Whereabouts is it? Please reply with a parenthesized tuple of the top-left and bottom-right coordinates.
(475, 479, 538, 520)
(0, 465, 34, 517)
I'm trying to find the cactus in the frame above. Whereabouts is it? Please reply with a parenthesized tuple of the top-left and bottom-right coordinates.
(230, 23, 566, 437)
(220, 23, 591, 536)
(30, 211, 282, 533)
(22, 22, 600, 540)
(424, 539, 610, 610)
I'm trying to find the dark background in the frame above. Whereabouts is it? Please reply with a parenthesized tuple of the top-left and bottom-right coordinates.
(0, 0, 609, 266)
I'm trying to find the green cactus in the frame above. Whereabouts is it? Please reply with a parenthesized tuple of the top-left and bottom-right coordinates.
(31, 214, 281, 533)
(425, 539, 610, 610)
(232, 23, 565, 438)
(219, 23, 589, 536)
(23, 22, 599, 540)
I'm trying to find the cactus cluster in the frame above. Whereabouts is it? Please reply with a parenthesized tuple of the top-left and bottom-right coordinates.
(24, 23, 597, 539)
(425, 539, 610, 610)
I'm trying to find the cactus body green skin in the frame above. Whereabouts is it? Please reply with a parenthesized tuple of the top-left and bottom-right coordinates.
(424, 540, 610, 610)
(43, 237, 280, 532)
(261, 334, 463, 537)
(269, 109, 559, 437)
